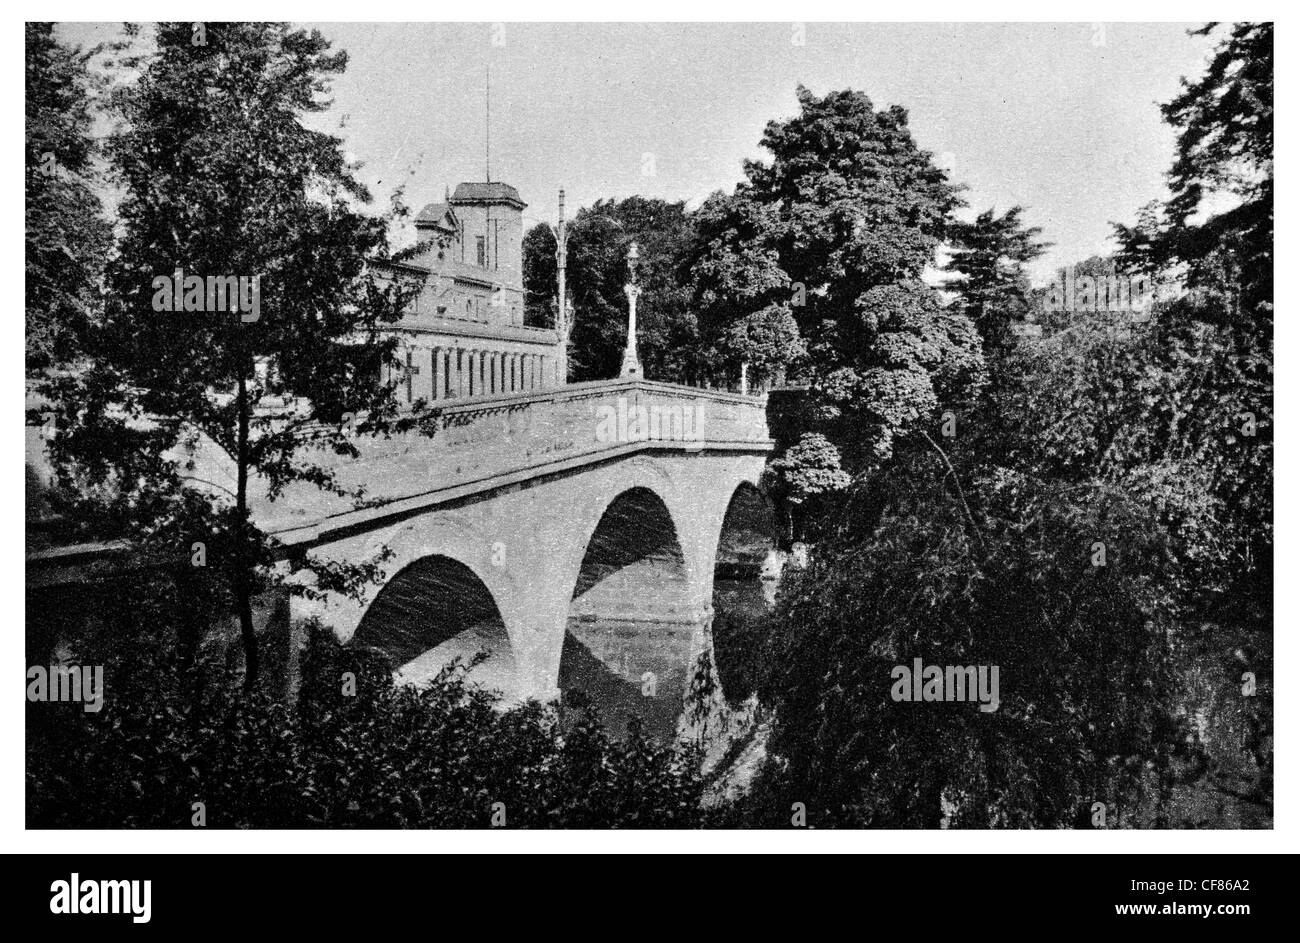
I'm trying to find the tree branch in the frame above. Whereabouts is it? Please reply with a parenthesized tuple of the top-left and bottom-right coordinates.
(920, 430, 986, 553)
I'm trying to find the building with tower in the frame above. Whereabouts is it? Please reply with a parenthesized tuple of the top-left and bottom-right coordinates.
(374, 180, 567, 404)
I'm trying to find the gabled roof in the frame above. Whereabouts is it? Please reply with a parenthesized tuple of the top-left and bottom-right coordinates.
(415, 202, 459, 231)
(448, 181, 526, 209)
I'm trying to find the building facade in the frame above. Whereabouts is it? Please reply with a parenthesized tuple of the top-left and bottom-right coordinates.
(377, 181, 565, 404)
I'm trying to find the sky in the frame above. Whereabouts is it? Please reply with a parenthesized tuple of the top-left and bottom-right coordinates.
(59, 21, 1220, 284)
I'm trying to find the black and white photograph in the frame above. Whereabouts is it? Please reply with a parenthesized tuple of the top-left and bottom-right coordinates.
(10, 5, 1288, 892)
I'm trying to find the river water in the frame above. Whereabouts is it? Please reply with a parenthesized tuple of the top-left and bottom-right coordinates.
(390, 576, 774, 745)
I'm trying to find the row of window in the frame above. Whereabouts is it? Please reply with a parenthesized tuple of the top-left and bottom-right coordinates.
(394, 346, 554, 403)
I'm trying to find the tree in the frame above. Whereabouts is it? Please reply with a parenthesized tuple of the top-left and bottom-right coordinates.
(691, 87, 984, 478)
(688, 189, 794, 387)
(1136, 21, 1272, 311)
(717, 303, 806, 390)
(522, 196, 701, 383)
(1112, 22, 1272, 596)
(751, 454, 1183, 828)
(25, 23, 113, 373)
(945, 206, 1047, 357)
(42, 23, 419, 691)
(760, 432, 849, 543)
(522, 221, 559, 329)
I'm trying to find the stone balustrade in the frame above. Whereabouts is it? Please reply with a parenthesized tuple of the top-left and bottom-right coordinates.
(257, 378, 772, 549)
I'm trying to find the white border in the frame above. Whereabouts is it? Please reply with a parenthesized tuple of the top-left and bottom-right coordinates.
(5, 2, 1291, 855)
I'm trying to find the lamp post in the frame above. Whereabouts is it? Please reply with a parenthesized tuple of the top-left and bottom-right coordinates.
(554, 190, 571, 384)
(620, 242, 642, 378)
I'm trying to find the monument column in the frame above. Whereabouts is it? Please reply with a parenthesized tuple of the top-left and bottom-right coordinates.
(620, 242, 642, 378)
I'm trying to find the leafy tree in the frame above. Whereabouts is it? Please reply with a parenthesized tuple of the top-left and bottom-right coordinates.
(522, 221, 559, 328)
(25, 23, 113, 373)
(40, 23, 420, 691)
(716, 303, 806, 390)
(1112, 22, 1272, 595)
(688, 190, 795, 387)
(945, 206, 1047, 356)
(523, 196, 700, 383)
(1118, 22, 1272, 310)
(761, 432, 849, 542)
(750, 455, 1183, 828)
(740, 50, 1273, 826)
(690, 87, 984, 477)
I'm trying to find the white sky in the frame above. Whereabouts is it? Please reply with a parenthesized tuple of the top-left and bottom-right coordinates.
(57, 21, 1220, 284)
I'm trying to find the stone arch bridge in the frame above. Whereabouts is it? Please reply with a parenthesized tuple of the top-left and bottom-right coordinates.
(268, 378, 776, 705)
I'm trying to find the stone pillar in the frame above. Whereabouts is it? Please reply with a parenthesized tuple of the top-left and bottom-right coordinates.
(620, 243, 643, 378)
(420, 347, 433, 402)
(496, 558, 575, 703)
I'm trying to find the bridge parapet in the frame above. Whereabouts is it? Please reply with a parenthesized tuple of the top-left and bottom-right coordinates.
(258, 379, 772, 547)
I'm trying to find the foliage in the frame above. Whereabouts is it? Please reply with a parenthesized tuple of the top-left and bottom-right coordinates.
(749, 455, 1184, 828)
(36, 23, 423, 690)
(523, 196, 701, 383)
(745, 29, 1271, 826)
(1111, 22, 1272, 598)
(25, 23, 113, 373)
(689, 86, 985, 473)
(716, 303, 806, 387)
(945, 206, 1047, 356)
(761, 433, 850, 542)
(27, 595, 704, 829)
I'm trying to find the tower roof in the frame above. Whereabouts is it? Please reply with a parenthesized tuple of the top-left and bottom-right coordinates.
(414, 202, 458, 230)
(448, 181, 526, 209)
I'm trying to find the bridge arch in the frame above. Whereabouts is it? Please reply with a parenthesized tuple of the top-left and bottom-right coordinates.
(351, 553, 519, 699)
(568, 485, 691, 617)
(288, 450, 775, 708)
(710, 480, 779, 704)
(558, 484, 700, 739)
(714, 480, 779, 580)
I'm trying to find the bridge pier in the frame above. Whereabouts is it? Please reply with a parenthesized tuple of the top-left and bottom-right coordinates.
(493, 558, 573, 704)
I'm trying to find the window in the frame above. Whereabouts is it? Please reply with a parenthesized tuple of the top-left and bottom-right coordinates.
(476, 236, 486, 267)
